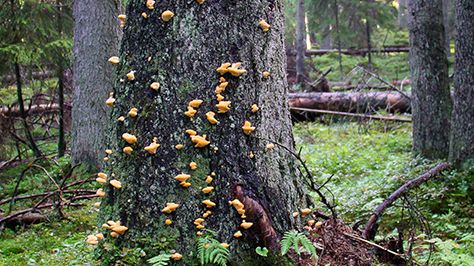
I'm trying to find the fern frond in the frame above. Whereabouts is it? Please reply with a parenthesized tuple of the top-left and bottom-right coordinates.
(147, 253, 171, 266)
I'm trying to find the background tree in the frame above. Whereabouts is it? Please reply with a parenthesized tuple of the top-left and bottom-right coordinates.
(408, 0, 452, 159)
(71, 0, 121, 168)
(99, 0, 306, 264)
(449, 0, 474, 166)
(295, 0, 306, 85)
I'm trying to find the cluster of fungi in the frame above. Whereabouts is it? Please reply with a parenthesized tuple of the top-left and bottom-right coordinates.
(86, 0, 312, 262)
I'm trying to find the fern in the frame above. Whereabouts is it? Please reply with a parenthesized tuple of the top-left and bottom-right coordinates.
(197, 233, 230, 266)
(147, 253, 171, 266)
(281, 230, 317, 258)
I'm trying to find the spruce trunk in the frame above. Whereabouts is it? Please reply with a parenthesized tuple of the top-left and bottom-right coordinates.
(99, 1, 306, 265)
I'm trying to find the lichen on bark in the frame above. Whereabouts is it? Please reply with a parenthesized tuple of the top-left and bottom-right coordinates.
(97, 0, 306, 264)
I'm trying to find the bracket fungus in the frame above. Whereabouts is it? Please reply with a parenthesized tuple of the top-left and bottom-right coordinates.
(216, 101, 231, 113)
(259, 20, 271, 32)
(242, 121, 256, 135)
(161, 10, 174, 22)
(144, 137, 160, 154)
(170, 253, 183, 261)
(233, 231, 243, 238)
(126, 71, 135, 81)
(123, 146, 133, 155)
(262, 71, 271, 78)
(191, 135, 210, 148)
(118, 14, 126, 28)
(180, 181, 192, 188)
(227, 62, 247, 77)
(165, 219, 172, 225)
(175, 173, 191, 182)
(162, 202, 179, 214)
(117, 116, 125, 122)
(240, 221, 254, 229)
(189, 162, 197, 170)
(205, 175, 213, 184)
(221, 243, 230, 249)
(196, 0, 205, 4)
(301, 208, 312, 217)
(146, 0, 154, 9)
(96, 188, 105, 197)
(105, 93, 115, 107)
(189, 99, 203, 108)
(122, 133, 138, 144)
(86, 235, 99, 245)
(108, 56, 120, 65)
(96, 177, 107, 184)
(94, 202, 101, 207)
(216, 63, 231, 75)
(202, 199, 216, 208)
(175, 144, 184, 150)
(128, 107, 139, 117)
(105, 149, 112, 155)
(266, 143, 275, 150)
(201, 186, 214, 194)
(186, 129, 197, 136)
(251, 104, 259, 113)
(110, 179, 122, 189)
(184, 106, 197, 118)
(141, 12, 148, 19)
(205, 111, 218, 124)
(150, 82, 160, 91)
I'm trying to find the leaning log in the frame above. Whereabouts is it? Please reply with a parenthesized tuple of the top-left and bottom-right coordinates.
(288, 92, 411, 114)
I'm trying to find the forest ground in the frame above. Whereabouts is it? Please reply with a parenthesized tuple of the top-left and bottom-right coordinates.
(1, 120, 472, 265)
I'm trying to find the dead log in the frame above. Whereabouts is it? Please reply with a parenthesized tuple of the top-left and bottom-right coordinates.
(363, 162, 451, 240)
(288, 91, 411, 114)
(290, 108, 412, 123)
(0, 103, 71, 118)
(287, 46, 410, 57)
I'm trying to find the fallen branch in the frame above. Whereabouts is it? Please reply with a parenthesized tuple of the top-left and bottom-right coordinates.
(0, 103, 71, 118)
(343, 232, 407, 259)
(363, 162, 451, 240)
(290, 107, 412, 123)
(287, 46, 410, 57)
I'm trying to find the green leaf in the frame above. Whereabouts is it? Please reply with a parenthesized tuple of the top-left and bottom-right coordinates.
(255, 247, 269, 257)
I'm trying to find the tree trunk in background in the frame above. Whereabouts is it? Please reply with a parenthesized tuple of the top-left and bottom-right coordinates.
(296, 0, 306, 84)
(98, 1, 306, 265)
(56, 0, 65, 158)
(408, 0, 452, 159)
(72, 0, 121, 168)
(398, 0, 409, 27)
(449, 0, 474, 166)
(443, 0, 451, 56)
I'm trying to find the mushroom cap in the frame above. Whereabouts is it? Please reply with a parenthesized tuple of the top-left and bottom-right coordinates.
(170, 253, 182, 261)
(201, 186, 214, 194)
(175, 174, 191, 182)
(161, 10, 174, 22)
(202, 199, 216, 208)
(189, 99, 203, 108)
(233, 231, 243, 238)
(122, 133, 137, 144)
(110, 179, 122, 189)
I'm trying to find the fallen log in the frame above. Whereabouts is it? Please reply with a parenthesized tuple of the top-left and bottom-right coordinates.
(290, 107, 412, 123)
(288, 91, 411, 114)
(0, 103, 71, 118)
(287, 46, 410, 57)
(363, 162, 451, 240)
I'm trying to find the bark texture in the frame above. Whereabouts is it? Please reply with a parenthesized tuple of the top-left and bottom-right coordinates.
(408, 0, 452, 159)
(99, 1, 306, 265)
(449, 0, 474, 165)
(398, 0, 409, 27)
(71, 0, 121, 168)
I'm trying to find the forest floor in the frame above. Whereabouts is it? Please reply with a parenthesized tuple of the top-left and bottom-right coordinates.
(1, 121, 473, 265)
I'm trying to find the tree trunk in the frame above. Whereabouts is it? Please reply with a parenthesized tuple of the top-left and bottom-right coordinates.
(398, 0, 409, 27)
(449, 0, 474, 166)
(72, 0, 121, 168)
(57, 0, 66, 158)
(408, 0, 452, 159)
(98, 1, 306, 265)
(296, 0, 306, 84)
(443, 0, 451, 56)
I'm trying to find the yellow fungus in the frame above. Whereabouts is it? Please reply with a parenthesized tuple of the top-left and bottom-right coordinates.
(186, 129, 197, 136)
(110, 179, 122, 189)
(227, 62, 247, 77)
(126, 71, 135, 80)
(229, 199, 244, 209)
(196, 224, 205, 229)
(96, 188, 105, 197)
(194, 218, 205, 225)
(196, 0, 205, 4)
(196, 231, 203, 236)
(242, 120, 256, 135)
(205, 176, 213, 183)
(301, 208, 312, 217)
(144, 138, 160, 154)
(117, 116, 125, 122)
(315, 221, 323, 228)
(161, 202, 179, 214)
(86, 235, 98, 245)
(189, 161, 197, 170)
(110, 231, 119, 238)
(189, 99, 203, 108)
(175, 174, 191, 182)
(266, 143, 275, 150)
(221, 243, 230, 249)
(108, 56, 120, 65)
(118, 14, 126, 28)
(161, 10, 174, 22)
(141, 12, 148, 19)
(175, 144, 184, 150)
(94, 202, 101, 207)
(233, 231, 243, 238)
(251, 104, 259, 113)
(206, 111, 218, 124)
(105, 149, 112, 155)
(237, 209, 246, 215)
(96, 177, 107, 184)
(203, 210, 212, 218)
(219, 77, 226, 83)
(150, 82, 160, 91)
(201, 186, 214, 194)
(123, 146, 133, 155)
(165, 219, 172, 225)
(211, 172, 216, 176)
(112, 225, 128, 234)
(105, 93, 115, 107)
(259, 19, 270, 32)
(240, 221, 253, 229)
(216, 62, 231, 75)
(216, 101, 231, 113)
(128, 107, 138, 117)
(241, 214, 247, 219)
(184, 106, 197, 118)
(307, 220, 316, 226)
(146, 0, 155, 9)
(191, 135, 210, 148)
(95, 233, 104, 240)
(262, 71, 271, 78)
(122, 133, 137, 144)
(202, 199, 216, 208)
(97, 172, 107, 179)
(180, 181, 192, 188)
(103, 157, 109, 162)
(170, 253, 182, 261)
(249, 151, 255, 158)
(292, 212, 299, 218)
(216, 94, 224, 102)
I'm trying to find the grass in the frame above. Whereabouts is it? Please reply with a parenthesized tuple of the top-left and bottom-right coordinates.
(0, 120, 472, 265)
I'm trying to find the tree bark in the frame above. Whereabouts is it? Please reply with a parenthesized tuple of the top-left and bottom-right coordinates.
(408, 0, 452, 159)
(443, 0, 451, 56)
(56, 0, 66, 158)
(449, 0, 474, 166)
(72, 0, 121, 168)
(98, 1, 306, 265)
(295, 0, 306, 84)
(398, 0, 409, 27)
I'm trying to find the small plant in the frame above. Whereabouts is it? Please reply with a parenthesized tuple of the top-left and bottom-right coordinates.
(147, 253, 171, 266)
(197, 231, 230, 266)
(281, 230, 317, 259)
(255, 246, 269, 257)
